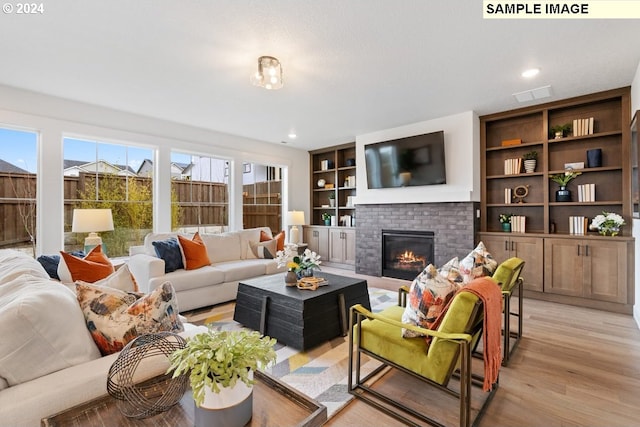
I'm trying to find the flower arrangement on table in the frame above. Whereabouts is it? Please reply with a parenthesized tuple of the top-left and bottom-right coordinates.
(589, 211, 625, 236)
(276, 246, 322, 278)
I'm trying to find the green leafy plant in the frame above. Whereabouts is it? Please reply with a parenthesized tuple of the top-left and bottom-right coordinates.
(167, 329, 276, 408)
(550, 123, 572, 137)
(321, 212, 331, 221)
(549, 171, 581, 186)
(327, 191, 335, 199)
(522, 150, 538, 161)
(499, 213, 513, 224)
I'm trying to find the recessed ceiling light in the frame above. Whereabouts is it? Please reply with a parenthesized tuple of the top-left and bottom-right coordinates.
(288, 132, 297, 139)
(521, 68, 540, 78)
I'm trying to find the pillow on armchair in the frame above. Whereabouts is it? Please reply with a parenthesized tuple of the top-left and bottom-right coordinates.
(459, 241, 498, 284)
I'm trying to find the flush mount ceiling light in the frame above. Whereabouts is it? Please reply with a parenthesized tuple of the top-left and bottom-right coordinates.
(250, 56, 283, 90)
(521, 68, 540, 78)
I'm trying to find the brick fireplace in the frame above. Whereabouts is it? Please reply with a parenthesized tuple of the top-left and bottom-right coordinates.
(355, 202, 479, 277)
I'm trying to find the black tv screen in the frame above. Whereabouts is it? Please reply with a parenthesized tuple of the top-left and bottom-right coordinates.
(364, 130, 446, 189)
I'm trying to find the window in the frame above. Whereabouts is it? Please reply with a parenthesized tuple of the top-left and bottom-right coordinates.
(0, 127, 38, 256)
(243, 163, 282, 233)
(171, 152, 229, 233)
(63, 137, 154, 257)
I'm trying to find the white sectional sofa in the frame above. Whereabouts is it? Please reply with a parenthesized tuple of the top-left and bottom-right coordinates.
(128, 227, 286, 312)
(0, 249, 205, 427)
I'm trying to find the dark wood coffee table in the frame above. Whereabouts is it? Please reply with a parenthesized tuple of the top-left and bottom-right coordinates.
(233, 272, 371, 350)
(41, 370, 326, 427)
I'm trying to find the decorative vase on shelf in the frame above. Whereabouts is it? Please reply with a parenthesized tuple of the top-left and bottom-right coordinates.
(556, 186, 571, 202)
(285, 271, 298, 286)
(501, 223, 511, 233)
(524, 159, 536, 173)
(329, 199, 335, 207)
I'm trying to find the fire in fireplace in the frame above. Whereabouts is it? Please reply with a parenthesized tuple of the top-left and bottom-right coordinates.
(382, 230, 435, 280)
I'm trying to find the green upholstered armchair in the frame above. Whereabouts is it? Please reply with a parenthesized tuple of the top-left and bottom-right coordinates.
(348, 284, 499, 427)
(491, 257, 525, 366)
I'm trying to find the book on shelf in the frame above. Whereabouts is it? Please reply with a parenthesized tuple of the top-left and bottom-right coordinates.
(572, 117, 594, 137)
(510, 215, 526, 233)
(569, 216, 588, 235)
(504, 188, 512, 204)
(577, 183, 595, 202)
(504, 158, 522, 175)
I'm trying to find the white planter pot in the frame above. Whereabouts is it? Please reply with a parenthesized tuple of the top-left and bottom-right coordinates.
(524, 159, 536, 173)
(195, 371, 253, 427)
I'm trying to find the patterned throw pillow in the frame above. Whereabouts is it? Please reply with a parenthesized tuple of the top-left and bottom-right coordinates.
(249, 239, 277, 259)
(177, 232, 211, 270)
(459, 241, 498, 284)
(152, 238, 184, 273)
(59, 245, 114, 283)
(401, 264, 460, 338)
(76, 281, 183, 356)
(438, 257, 464, 286)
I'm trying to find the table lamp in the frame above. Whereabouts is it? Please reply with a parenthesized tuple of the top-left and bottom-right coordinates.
(287, 211, 305, 245)
(72, 208, 114, 253)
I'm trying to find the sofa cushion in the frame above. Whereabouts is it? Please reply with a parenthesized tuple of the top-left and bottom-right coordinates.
(240, 228, 264, 259)
(261, 229, 285, 251)
(0, 249, 50, 285)
(152, 237, 184, 273)
(213, 259, 269, 282)
(200, 232, 242, 263)
(76, 281, 184, 356)
(249, 239, 277, 259)
(401, 264, 459, 338)
(459, 241, 498, 283)
(0, 274, 101, 386)
(149, 265, 226, 293)
(177, 232, 211, 270)
(77, 264, 139, 293)
(58, 245, 114, 283)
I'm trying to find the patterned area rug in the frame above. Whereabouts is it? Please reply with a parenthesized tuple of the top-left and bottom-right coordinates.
(183, 287, 397, 419)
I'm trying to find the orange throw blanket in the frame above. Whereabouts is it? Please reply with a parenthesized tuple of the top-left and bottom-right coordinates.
(461, 277, 502, 391)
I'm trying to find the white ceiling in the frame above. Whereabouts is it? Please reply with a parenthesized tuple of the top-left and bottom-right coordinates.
(1, 1, 639, 151)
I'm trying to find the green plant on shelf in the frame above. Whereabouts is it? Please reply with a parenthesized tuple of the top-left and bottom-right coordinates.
(522, 150, 538, 160)
(549, 171, 581, 186)
(321, 212, 331, 221)
(499, 213, 513, 224)
(549, 123, 572, 138)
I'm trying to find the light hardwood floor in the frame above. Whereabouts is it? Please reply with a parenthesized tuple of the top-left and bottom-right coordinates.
(319, 267, 640, 427)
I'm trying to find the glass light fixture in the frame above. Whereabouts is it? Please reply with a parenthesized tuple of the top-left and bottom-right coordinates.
(251, 56, 283, 90)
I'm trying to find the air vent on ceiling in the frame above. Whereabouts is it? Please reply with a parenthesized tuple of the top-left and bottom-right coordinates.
(513, 85, 552, 103)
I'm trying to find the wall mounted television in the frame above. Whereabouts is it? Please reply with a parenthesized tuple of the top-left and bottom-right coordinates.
(364, 130, 446, 189)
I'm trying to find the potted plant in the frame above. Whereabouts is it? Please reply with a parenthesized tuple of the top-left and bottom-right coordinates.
(499, 213, 513, 232)
(328, 191, 335, 207)
(167, 328, 276, 426)
(522, 151, 538, 173)
(589, 211, 625, 236)
(550, 171, 581, 201)
(550, 123, 572, 139)
(321, 212, 331, 226)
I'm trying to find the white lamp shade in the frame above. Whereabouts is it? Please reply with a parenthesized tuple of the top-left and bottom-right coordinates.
(287, 211, 305, 226)
(72, 209, 114, 233)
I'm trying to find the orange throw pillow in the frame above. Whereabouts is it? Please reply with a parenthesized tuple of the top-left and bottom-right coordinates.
(60, 245, 114, 283)
(177, 232, 211, 270)
(261, 229, 285, 251)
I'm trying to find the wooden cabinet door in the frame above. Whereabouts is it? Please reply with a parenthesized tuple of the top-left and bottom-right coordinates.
(328, 229, 345, 263)
(544, 238, 583, 297)
(480, 234, 511, 263)
(511, 236, 544, 292)
(304, 227, 329, 261)
(342, 229, 356, 266)
(584, 240, 627, 303)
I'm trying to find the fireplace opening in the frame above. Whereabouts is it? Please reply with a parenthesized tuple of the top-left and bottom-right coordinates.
(382, 230, 434, 280)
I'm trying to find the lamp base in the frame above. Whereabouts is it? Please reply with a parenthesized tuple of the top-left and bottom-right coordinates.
(289, 226, 300, 245)
(84, 232, 104, 254)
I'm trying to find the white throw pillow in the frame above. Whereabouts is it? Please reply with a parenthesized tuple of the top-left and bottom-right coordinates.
(76, 264, 139, 293)
(0, 275, 101, 386)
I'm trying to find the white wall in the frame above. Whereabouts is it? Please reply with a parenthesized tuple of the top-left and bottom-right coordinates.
(0, 84, 309, 255)
(354, 111, 479, 205)
(632, 62, 640, 329)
